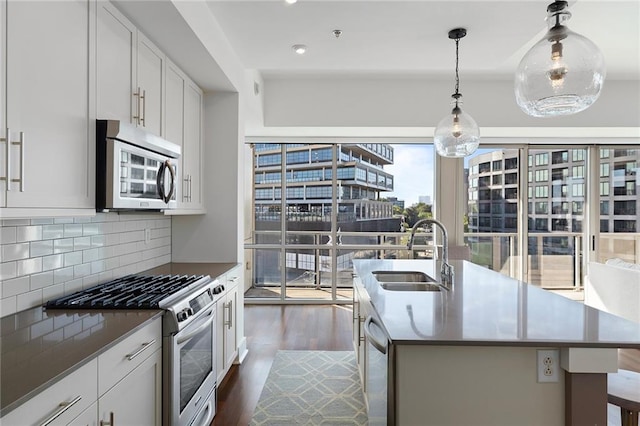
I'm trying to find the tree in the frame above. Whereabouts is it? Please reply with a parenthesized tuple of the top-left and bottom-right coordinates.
(403, 202, 433, 227)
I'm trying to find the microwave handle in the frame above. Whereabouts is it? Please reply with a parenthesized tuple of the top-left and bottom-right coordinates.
(156, 160, 176, 204)
(156, 161, 166, 201)
(164, 160, 175, 203)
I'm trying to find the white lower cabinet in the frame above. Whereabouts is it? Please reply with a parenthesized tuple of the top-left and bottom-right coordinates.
(97, 317, 162, 426)
(69, 402, 98, 426)
(98, 349, 162, 426)
(0, 359, 97, 426)
(0, 317, 162, 426)
(216, 268, 241, 384)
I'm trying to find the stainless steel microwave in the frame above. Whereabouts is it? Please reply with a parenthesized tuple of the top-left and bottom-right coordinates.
(96, 120, 181, 211)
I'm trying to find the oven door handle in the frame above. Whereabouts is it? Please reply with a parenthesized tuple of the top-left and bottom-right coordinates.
(177, 310, 214, 345)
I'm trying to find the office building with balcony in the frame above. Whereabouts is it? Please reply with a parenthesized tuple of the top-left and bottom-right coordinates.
(251, 143, 398, 287)
(467, 148, 639, 287)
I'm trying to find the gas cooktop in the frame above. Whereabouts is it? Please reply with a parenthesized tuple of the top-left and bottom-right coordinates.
(45, 274, 214, 310)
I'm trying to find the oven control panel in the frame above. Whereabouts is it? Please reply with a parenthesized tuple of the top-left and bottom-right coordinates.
(176, 288, 214, 322)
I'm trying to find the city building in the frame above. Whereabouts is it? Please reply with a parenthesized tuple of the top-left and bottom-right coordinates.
(252, 142, 398, 286)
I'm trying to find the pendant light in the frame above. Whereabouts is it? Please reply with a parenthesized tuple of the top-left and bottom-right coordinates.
(433, 28, 480, 158)
(515, 1, 606, 117)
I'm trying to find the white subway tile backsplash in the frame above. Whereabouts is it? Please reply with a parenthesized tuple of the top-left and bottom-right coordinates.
(1, 296, 17, 316)
(17, 290, 43, 312)
(17, 257, 43, 276)
(2, 276, 30, 298)
(1, 227, 17, 244)
(64, 252, 83, 267)
(42, 254, 64, 272)
(63, 224, 83, 238)
(42, 283, 64, 304)
(16, 226, 43, 242)
(54, 218, 74, 224)
(2, 243, 30, 262)
(30, 240, 54, 257)
(31, 271, 54, 290)
(54, 267, 75, 284)
(90, 235, 105, 248)
(74, 263, 91, 279)
(90, 260, 106, 275)
(0, 262, 16, 281)
(42, 225, 64, 240)
(0, 212, 171, 317)
(63, 278, 84, 295)
(73, 236, 91, 251)
(30, 218, 54, 225)
(53, 238, 74, 254)
(82, 223, 99, 236)
(1, 219, 30, 226)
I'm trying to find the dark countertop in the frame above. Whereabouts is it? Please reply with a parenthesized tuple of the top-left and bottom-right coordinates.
(141, 262, 240, 280)
(0, 307, 162, 416)
(355, 259, 640, 348)
(0, 262, 238, 417)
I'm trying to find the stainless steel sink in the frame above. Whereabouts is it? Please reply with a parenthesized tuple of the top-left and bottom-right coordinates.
(371, 271, 436, 283)
(380, 282, 443, 292)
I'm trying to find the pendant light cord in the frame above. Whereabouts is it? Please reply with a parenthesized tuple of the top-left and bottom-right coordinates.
(454, 37, 460, 97)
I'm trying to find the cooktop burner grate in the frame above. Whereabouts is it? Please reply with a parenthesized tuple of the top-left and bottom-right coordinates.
(45, 274, 208, 309)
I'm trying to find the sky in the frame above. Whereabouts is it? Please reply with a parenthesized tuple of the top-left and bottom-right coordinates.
(384, 145, 434, 207)
(383, 145, 492, 207)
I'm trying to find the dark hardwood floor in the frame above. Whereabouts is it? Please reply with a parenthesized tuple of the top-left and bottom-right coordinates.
(212, 304, 354, 426)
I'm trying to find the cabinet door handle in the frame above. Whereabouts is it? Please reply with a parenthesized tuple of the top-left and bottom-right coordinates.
(39, 395, 82, 426)
(224, 300, 233, 329)
(182, 175, 189, 202)
(228, 276, 238, 283)
(188, 175, 192, 202)
(133, 87, 142, 125)
(1, 128, 8, 188)
(125, 339, 156, 361)
(11, 131, 25, 192)
(99, 411, 115, 426)
(140, 89, 146, 126)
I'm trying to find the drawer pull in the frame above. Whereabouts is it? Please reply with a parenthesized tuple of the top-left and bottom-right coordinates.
(100, 411, 115, 426)
(40, 395, 82, 426)
(125, 339, 156, 361)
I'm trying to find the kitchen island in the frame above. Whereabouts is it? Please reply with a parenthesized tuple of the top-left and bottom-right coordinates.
(353, 259, 640, 426)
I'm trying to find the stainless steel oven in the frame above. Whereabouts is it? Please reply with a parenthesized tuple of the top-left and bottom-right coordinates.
(45, 273, 223, 426)
(162, 279, 222, 426)
(96, 119, 180, 211)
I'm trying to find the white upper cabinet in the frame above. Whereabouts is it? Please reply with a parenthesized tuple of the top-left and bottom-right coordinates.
(0, 0, 94, 213)
(164, 59, 204, 213)
(97, 1, 164, 137)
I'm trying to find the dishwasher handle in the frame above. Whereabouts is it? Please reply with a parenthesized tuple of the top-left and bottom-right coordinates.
(364, 315, 388, 355)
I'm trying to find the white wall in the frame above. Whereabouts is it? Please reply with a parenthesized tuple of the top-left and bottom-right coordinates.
(262, 77, 640, 129)
(0, 213, 171, 317)
(172, 92, 244, 263)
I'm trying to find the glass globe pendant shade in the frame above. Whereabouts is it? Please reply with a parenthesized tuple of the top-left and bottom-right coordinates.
(434, 99, 480, 158)
(515, 2, 606, 117)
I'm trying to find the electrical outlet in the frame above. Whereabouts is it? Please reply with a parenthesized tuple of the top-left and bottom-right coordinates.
(537, 349, 560, 383)
(144, 228, 151, 245)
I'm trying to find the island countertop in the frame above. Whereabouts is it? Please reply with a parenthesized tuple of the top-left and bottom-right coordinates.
(354, 259, 640, 347)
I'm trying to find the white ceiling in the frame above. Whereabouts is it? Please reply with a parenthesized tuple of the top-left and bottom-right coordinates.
(206, 0, 640, 80)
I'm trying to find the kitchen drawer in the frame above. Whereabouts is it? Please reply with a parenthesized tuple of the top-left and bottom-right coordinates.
(1, 359, 97, 426)
(97, 317, 161, 396)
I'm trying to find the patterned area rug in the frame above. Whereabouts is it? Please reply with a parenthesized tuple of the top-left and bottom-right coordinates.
(250, 350, 368, 425)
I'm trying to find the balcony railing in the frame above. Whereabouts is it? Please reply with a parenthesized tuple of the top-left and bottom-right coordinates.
(245, 230, 640, 293)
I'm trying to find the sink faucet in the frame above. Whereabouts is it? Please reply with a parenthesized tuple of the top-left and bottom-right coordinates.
(407, 218, 454, 287)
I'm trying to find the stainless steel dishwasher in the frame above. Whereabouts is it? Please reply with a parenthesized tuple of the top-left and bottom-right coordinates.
(364, 313, 393, 426)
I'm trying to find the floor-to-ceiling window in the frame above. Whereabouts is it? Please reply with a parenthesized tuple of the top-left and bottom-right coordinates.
(245, 142, 434, 303)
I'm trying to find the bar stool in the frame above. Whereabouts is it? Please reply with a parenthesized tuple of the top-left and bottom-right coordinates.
(608, 369, 640, 426)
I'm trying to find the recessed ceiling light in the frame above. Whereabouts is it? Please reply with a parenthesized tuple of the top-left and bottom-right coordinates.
(285, 0, 297, 4)
(292, 44, 307, 55)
